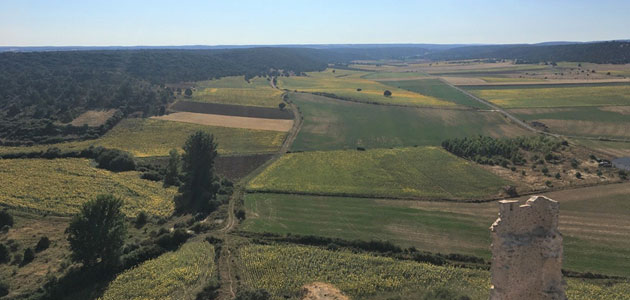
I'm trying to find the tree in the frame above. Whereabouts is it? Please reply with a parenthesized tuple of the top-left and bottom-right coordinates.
(21, 248, 35, 266)
(177, 131, 219, 212)
(235, 288, 271, 300)
(278, 102, 286, 110)
(35, 237, 50, 252)
(164, 149, 181, 187)
(383, 90, 392, 97)
(66, 194, 127, 269)
(0, 210, 13, 228)
(184, 88, 193, 97)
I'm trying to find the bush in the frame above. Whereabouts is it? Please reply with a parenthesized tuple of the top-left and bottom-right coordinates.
(555, 173, 561, 179)
(95, 149, 136, 172)
(155, 228, 190, 251)
(21, 247, 35, 266)
(575, 172, 582, 179)
(383, 90, 392, 97)
(135, 211, 148, 229)
(195, 277, 221, 300)
(0, 281, 8, 297)
(141, 171, 162, 181)
(0, 210, 13, 228)
(0, 244, 9, 264)
(235, 288, 271, 300)
(235, 209, 246, 220)
(35, 236, 51, 252)
(422, 287, 471, 300)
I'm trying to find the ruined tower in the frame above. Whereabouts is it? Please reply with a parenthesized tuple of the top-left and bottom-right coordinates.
(490, 196, 566, 300)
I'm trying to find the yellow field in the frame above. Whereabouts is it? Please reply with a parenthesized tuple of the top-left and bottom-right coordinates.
(0, 118, 286, 157)
(151, 112, 293, 132)
(101, 242, 215, 300)
(0, 158, 176, 217)
(278, 69, 454, 107)
(190, 76, 283, 108)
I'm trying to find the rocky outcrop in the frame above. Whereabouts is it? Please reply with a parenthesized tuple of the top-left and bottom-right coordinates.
(490, 196, 566, 300)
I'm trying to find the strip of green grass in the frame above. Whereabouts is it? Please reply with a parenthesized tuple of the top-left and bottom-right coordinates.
(383, 79, 489, 109)
(247, 147, 509, 200)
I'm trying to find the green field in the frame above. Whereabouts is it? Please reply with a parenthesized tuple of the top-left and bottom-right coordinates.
(465, 83, 630, 108)
(278, 69, 455, 107)
(237, 244, 630, 300)
(101, 242, 215, 300)
(289, 93, 530, 151)
(0, 118, 286, 157)
(247, 147, 509, 200)
(243, 182, 630, 277)
(509, 106, 630, 139)
(189, 76, 283, 108)
(360, 71, 427, 80)
(383, 78, 489, 109)
(0, 158, 176, 217)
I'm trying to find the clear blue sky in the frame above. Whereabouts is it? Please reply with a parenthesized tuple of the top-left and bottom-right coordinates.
(1, 0, 629, 46)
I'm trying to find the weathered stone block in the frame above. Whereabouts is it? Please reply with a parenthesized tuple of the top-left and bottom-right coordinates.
(490, 196, 566, 300)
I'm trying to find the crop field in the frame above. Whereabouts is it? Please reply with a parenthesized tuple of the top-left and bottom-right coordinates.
(573, 139, 630, 157)
(509, 106, 630, 139)
(152, 112, 293, 132)
(101, 242, 215, 300)
(0, 158, 176, 217)
(360, 71, 427, 80)
(242, 182, 630, 277)
(237, 244, 630, 300)
(289, 93, 531, 151)
(189, 76, 283, 108)
(171, 100, 293, 119)
(383, 78, 489, 108)
(278, 69, 455, 107)
(465, 83, 630, 108)
(0, 118, 286, 157)
(247, 147, 509, 200)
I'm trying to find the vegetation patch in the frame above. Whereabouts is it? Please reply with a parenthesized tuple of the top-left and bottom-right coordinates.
(171, 100, 293, 119)
(69, 109, 119, 127)
(289, 93, 530, 151)
(188, 76, 283, 108)
(383, 78, 489, 109)
(101, 242, 215, 300)
(0, 158, 176, 216)
(247, 147, 510, 200)
(152, 112, 293, 132)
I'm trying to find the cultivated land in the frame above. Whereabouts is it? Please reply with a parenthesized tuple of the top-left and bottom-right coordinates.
(187, 76, 283, 108)
(289, 93, 530, 151)
(101, 242, 215, 300)
(278, 69, 455, 107)
(382, 78, 489, 109)
(171, 100, 293, 119)
(237, 244, 630, 300)
(465, 83, 630, 108)
(242, 182, 630, 277)
(0, 158, 176, 217)
(574, 139, 630, 157)
(152, 112, 293, 132)
(360, 71, 428, 80)
(69, 109, 118, 127)
(0, 118, 287, 157)
(247, 147, 510, 200)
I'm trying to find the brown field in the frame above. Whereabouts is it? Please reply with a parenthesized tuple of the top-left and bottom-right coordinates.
(445, 77, 630, 86)
(171, 100, 293, 120)
(152, 112, 293, 132)
(70, 109, 118, 126)
(538, 119, 630, 139)
(573, 139, 630, 157)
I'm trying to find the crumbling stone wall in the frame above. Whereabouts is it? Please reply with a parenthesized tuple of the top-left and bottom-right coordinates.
(490, 196, 566, 300)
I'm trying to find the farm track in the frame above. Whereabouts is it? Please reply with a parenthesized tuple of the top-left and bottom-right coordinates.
(216, 78, 303, 300)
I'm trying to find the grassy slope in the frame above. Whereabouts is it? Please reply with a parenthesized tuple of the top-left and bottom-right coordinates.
(278, 69, 455, 107)
(0, 118, 287, 157)
(188, 76, 283, 108)
(247, 147, 509, 200)
(289, 93, 530, 151)
(465, 84, 630, 108)
(383, 78, 489, 109)
(0, 158, 176, 217)
(242, 182, 630, 277)
(101, 242, 215, 300)
(237, 244, 630, 300)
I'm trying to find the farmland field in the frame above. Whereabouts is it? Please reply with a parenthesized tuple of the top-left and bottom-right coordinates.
(0, 158, 176, 217)
(242, 182, 630, 277)
(152, 112, 293, 132)
(278, 69, 455, 107)
(383, 78, 489, 108)
(237, 244, 630, 300)
(360, 71, 427, 80)
(171, 100, 293, 119)
(247, 147, 510, 200)
(188, 76, 283, 108)
(289, 93, 530, 151)
(573, 139, 630, 157)
(465, 83, 630, 108)
(101, 242, 215, 300)
(0, 118, 287, 157)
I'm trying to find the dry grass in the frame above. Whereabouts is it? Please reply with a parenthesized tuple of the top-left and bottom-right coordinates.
(152, 112, 293, 132)
(70, 109, 118, 126)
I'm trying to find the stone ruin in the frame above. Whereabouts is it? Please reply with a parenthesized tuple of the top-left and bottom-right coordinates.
(490, 196, 566, 300)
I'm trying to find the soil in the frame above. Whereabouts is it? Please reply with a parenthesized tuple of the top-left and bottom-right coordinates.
(171, 100, 293, 119)
(151, 112, 293, 132)
(301, 282, 349, 300)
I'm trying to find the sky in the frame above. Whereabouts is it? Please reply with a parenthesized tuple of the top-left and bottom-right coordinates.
(1, 0, 629, 46)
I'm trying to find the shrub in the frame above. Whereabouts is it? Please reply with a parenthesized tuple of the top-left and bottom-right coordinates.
(383, 90, 392, 97)
(155, 228, 190, 251)
(195, 277, 221, 300)
(141, 171, 162, 182)
(555, 173, 561, 179)
(0, 281, 8, 297)
(135, 211, 148, 229)
(422, 287, 471, 300)
(0, 210, 13, 228)
(575, 172, 582, 179)
(95, 149, 136, 172)
(21, 248, 35, 266)
(0, 244, 9, 264)
(236, 209, 246, 220)
(235, 288, 271, 300)
(619, 170, 628, 180)
(35, 236, 51, 252)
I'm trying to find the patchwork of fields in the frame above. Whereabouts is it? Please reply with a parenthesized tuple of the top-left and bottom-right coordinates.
(238, 244, 630, 300)
(247, 147, 509, 200)
(0, 118, 287, 157)
(289, 93, 530, 151)
(152, 112, 293, 132)
(188, 76, 282, 108)
(0, 158, 176, 217)
(101, 242, 215, 300)
(383, 78, 489, 109)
